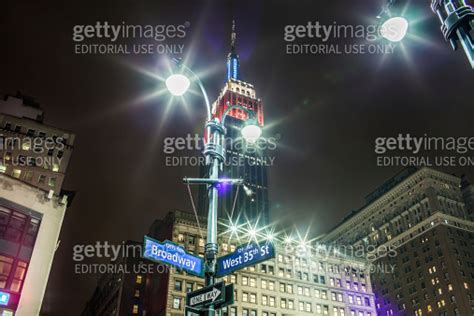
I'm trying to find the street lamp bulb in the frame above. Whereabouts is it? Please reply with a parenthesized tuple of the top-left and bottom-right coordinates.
(284, 236, 293, 244)
(166, 74, 190, 96)
(266, 233, 274, 241)
(380, 17, 408, 42)
(241, 123, 262, 144)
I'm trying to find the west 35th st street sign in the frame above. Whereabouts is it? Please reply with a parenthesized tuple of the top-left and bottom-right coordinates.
(216, 241, 275, 278)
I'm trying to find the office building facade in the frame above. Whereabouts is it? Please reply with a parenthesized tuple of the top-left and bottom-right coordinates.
(0, 93, 74, 315)
(323, 167, 474, 315)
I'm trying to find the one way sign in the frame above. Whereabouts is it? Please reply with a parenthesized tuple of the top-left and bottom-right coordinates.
(186, 282, 225, 309)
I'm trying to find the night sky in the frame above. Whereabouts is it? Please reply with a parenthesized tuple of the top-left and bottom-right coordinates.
(2, 0, 474, 314)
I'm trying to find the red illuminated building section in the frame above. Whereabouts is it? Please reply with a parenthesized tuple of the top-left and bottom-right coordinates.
(211, 78, 264, 127)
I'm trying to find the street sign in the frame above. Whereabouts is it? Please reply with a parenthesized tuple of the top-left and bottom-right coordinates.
(215, 283, 234, 309)
(186, 281, 226, 309)
(143, 236, 204, 277)
(215, 241, 275, 278)
(185, 305, 202, 316)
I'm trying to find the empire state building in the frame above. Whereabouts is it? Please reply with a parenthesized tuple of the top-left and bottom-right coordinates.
(199, 22, 270, 225)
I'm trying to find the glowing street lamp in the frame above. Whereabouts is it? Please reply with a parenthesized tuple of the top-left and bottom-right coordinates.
(165, 74, 190, 96)
(380, 16, 409, 42)
(241, 119, 262, 144)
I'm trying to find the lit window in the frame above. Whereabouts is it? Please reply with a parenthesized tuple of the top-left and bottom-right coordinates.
(10, 261, 27, 293)
(48, 177, 57, 187)
(132, 304, 139, 314)
(12, 169, 21, 179)
(136, 275, 142, 284)
(250, 293, 256, 303)
(134, 290, 140, 298)
(0, 255, 14, 289)
(52, 164, 59, 172)
(0, 165, 6, 173)
(172, 297, 181, 309)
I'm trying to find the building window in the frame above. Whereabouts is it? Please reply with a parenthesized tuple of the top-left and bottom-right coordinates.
(250, 293, 256, 303)
(287, 299, 294, 309)
(268, 281, 275, 290)
(132, 304, 139, 314)
(323, 305, 329, 314)
(174, 280, 182, 291)
(249, 277, 256, 287)
(12, 169, 21, 179)
(136, 275, 142, 284)
(10, 261, 27, 292)
(38, 174, 46, 184)
(0, 255, 13, 289)
(172, 297, 181, 309)
(134, 290, 140, 298)
(48, 177, 57, 187)
(186, 282, 193, 293)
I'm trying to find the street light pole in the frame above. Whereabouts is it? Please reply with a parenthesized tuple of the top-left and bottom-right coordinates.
(171, 60, 262, 316)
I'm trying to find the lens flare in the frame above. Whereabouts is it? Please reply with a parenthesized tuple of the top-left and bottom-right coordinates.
(165, 74, 190, 96)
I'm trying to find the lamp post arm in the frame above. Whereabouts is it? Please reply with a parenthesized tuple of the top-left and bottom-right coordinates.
(221, 103, 257, 126)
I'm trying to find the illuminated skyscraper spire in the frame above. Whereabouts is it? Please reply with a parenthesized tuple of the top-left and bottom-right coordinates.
(227, 20, 240, 81)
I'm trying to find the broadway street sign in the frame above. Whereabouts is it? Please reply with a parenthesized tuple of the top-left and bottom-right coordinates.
(186, 281, 225, 309)
(215, 241, 275, 278)
(143, 236, 204, 277)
